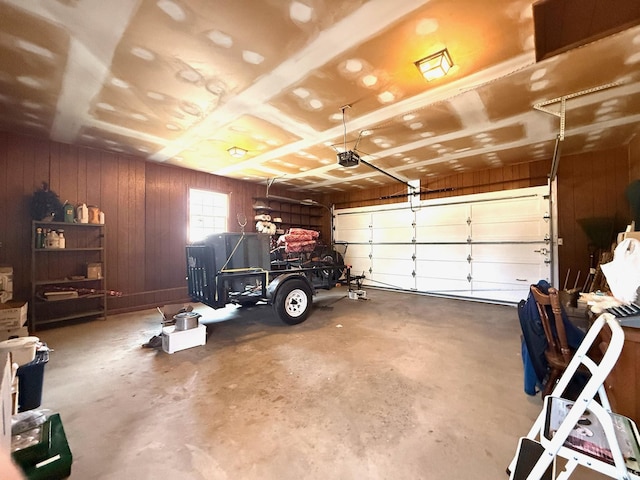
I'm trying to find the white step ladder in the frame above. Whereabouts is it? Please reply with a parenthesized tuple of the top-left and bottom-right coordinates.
(508, 313, 640, 480)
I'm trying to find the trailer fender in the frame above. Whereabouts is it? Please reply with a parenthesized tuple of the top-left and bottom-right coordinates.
(266, 272, 314, 301)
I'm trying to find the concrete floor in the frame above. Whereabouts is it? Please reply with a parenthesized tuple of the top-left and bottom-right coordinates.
(34, 287, 607, 479)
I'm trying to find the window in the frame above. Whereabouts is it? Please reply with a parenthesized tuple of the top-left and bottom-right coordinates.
(188, 188, 228, 242)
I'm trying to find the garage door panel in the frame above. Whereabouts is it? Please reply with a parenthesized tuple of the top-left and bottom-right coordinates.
(372, 228, 414, 243)
(471, 196, 546, 223)
(371, 210, 414, 242)
(471, 244, 547, 264)
(348, 259, 371, 277)
(336, 228, 371, 243)
(472, 261, 548, 285)
(372, 244, 414, 260)
(470, 196, 548, 242)
(416, 244, 469, 261)
(371, 209, 414, 229)
(372, 258, 414, 275)
(415, 277, 471, 295)
(415, 204, 469, 225)
(335, 212, 371, 230)
(470, 281, 531, 303)
(344, 244, 371, 263)
(343, 245, 371, 276)
(416, 259, 469, 280)
(472, 220, 548, 242)
(415, 224, 469, 242)
(368, 272, 415, 290)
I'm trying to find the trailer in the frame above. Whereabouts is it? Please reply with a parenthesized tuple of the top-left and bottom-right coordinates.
(186, 232, 349, 324)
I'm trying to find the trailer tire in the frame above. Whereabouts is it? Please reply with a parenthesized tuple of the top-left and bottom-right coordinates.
(274, 279, 312, 325)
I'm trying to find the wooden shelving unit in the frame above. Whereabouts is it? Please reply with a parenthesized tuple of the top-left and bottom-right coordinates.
(253, 197, 324, 235)
(30, 221, 106, 331)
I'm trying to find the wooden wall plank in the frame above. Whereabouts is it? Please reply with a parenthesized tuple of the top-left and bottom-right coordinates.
(5, 136, 31, 298)
(0, 134, 7, 263)
(630, 137, 640, 181)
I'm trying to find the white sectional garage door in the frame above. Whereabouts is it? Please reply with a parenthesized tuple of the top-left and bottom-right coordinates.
(334, 185, 552, 304)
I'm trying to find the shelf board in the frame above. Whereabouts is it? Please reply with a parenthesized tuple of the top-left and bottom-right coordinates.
(34, 247, 103, 252)
(253, 197, 323, 207)
(252, 204, 273, 211)
(33, 221, 104, 228)
(35, 278, 104, 286)
(34, 309, 106, 325)
(35, 294, 105, 303)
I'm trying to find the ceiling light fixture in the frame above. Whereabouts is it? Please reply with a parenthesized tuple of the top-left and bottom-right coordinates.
(415, 48, 453, 81)
(227, 146, 247, 158)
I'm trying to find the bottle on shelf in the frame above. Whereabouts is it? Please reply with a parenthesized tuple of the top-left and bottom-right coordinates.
(35, 227, 43, 249)
(58, 230, 65, 249)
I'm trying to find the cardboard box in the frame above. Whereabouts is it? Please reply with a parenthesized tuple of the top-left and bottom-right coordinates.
(1, 354, 11, 452)
(158, 303, 193, 323)
(86, 262, 102, 279)
(162, 324, 206, 354)
(0, 266, 13, 290)
(0, 301, 28, 329)
(0, 327, 29, 342)
(0, 266, 13, 304)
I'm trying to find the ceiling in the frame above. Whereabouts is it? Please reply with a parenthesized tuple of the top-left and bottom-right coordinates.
(1, 0, 639, 194)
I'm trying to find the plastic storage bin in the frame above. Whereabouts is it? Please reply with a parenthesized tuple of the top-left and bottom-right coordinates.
(17, 350, 49, 412)
(0, 336, 39, 366)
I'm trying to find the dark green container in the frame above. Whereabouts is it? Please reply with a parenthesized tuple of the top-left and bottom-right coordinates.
(63, 203, 75, 223)
(12, 413, 72, 480)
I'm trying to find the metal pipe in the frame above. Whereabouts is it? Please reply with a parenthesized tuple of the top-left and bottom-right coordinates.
(359, 157, 412, 188)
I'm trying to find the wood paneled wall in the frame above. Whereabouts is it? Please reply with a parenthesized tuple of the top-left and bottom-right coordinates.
(0, 131, 319, 317)
(630, 135, 640, 181)
(0, 130, 634, 321)
(556, 146, 631, 286)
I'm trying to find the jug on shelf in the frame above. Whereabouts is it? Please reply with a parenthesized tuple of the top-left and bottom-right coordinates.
(77, 203, 88, 224)
(46, 230, 59, 248)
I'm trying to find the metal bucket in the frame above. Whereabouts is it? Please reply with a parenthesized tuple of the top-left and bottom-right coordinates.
(173, 312, 200, 331)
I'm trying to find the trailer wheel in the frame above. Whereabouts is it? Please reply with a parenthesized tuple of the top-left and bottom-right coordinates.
(274, 279, 312, 325)
(320, 252, 345, 283)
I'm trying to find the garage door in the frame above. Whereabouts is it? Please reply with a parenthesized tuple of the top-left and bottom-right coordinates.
(333, 185, 553, 304)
